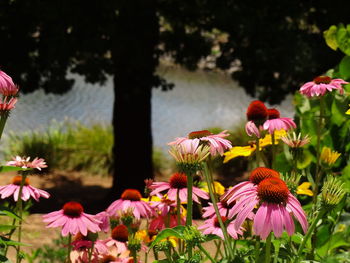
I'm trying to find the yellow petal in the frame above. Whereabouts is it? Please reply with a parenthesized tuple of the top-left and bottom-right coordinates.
(223, 145, 256, 163)
(297, 182, 314, 196)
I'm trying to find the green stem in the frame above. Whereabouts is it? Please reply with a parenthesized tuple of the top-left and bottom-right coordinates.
(88, 241, 95, 263)
(0, 114, 9, 142)
(16, 174, 27, 263)
(256, 137, 261, 167)
(153, 247, 159, 261)
(313, 97, 324, 204)
(185, 172, 193, 258)
(265, 233, 272, 263)
(203, 162, 232, 260)
(271, 132, 276, 169)
(67, 234, 72, 263)
(273, 240, 280, 263)
(176, 189, 183, 254)
(186, 173, 193, 226)
(295, 210, 325, 262)
(214, 240, 222, 260)
(198, 244, 215, 263)
(255, 236, 261, 263)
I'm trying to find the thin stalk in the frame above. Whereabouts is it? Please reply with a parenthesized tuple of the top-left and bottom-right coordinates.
(295, 210, 325, 262)
(202, 162, 232, 259)
(254, 236, 261, 263)
(185, 172, 193, 258)
(16, 174, 27, 263)
(0, 114, 9, 141)
(271, 132, 276, 169)
(265, 233, 272, 263)
(88, 241, 95, 263)
(67, 234, 72, 263)
(153, 247, 159, 261)
(273, 241, 280, 263)
(132, 250, 138, 263)
(214, 240, 222, 260)
(232, 239, 237, 258)
(164, 249, 173, 263)
(313, 97, 324, 204)
(198, 244, 215, 263)
(256, 137, 261, 167)
(176, 189, 183, 254)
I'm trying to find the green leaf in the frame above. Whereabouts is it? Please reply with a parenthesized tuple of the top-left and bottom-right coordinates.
(0, 166, 31, 173)
(0, 236, 31, 247)
(0, 225, 17, 232)
(149, 227, 184, 250)
(0, 207, 21, 220)
(0, 255, 10, 263)
(336, 25, 350, 56)
(339, 56, 350, 80)
(324, 25, 339, 51)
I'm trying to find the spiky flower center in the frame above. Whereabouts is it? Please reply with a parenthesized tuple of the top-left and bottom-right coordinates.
(267, 108, 280, 120)
(112, 224, 129, 242)
(257, 178, 289, 204)
(121, 189, 142, 201)
(249, 167, 280, 185)
(246, 100, 268, 122)
(214, 216, 227, 228)
(100, 255, 117, 263)
(188, 130, 212, 139)
(169, 173, 187, 189)
(12, 176, 29, 186)
(63, 202, 84, 218)
(313, 76, 331, 84)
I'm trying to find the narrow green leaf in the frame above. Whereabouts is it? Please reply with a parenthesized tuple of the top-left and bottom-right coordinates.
(0, 166, 31, 173)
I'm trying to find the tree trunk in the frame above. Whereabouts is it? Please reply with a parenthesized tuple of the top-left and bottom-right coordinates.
(109, 0, 159, 200)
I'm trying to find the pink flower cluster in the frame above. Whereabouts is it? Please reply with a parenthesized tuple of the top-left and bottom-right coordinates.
(245, 101, 296, 138)
(300, 76, 348, 98)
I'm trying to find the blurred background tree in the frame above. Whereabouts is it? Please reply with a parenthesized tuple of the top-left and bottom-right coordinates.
(1, 0, 350, 197)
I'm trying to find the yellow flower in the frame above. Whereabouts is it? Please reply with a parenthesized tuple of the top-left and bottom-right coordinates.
(223, 129, 286, 163)
(320, 147, 341, 166)
(135, 230, 151, 243)
(296, 182, 313, 196)
(346, 104, 350, 115)
(201, 181, 225, 195)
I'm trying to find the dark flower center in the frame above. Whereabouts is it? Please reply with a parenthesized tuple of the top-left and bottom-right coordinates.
(257, 178, 289, 204)
(169, 173, 187, 189)
(111, 224, 129, 242)
(313, 76, 331, 84)
(63, 201, 84, 218)
(188, 130, 212, 139)
(214, 216, 227, 228)
(100, 255, 117, 263)
(267, 108, 280, 120)
(246, 100, 268, 123)
(249, 167, 280, 185)
(121, 189, 142, 201)
(12, 176, 29, 186)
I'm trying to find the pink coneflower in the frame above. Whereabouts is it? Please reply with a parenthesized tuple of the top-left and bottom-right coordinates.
(229, 177, 308, 239)
(7, 156, 47, 170)
(103, 225, 129, 256)
(43, 201, 101, 236)
(245, 100, 269, 138)
(281, 132, 310, 148)
(0, 176, 50, 201)
(106, 189, 154, 219)
(202, 199, 236, 219)
(70, 233, 108, 263)
(198, 216, 243, 239)
(95, 211, 110, 233)
(149, 173, 209, 203)
(149, 196, 177, 217)
(263, 108, 296, 134)
(168, 130, 232, 156)
(0, 97, 17, 111)
(300, 76, 348, 98)
(222, 167, 280, 205)
(149, 214, 185, 231)
(0, 70, 18, 96)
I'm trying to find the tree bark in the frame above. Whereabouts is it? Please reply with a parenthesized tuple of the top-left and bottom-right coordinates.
(110, 0, 159, 199)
